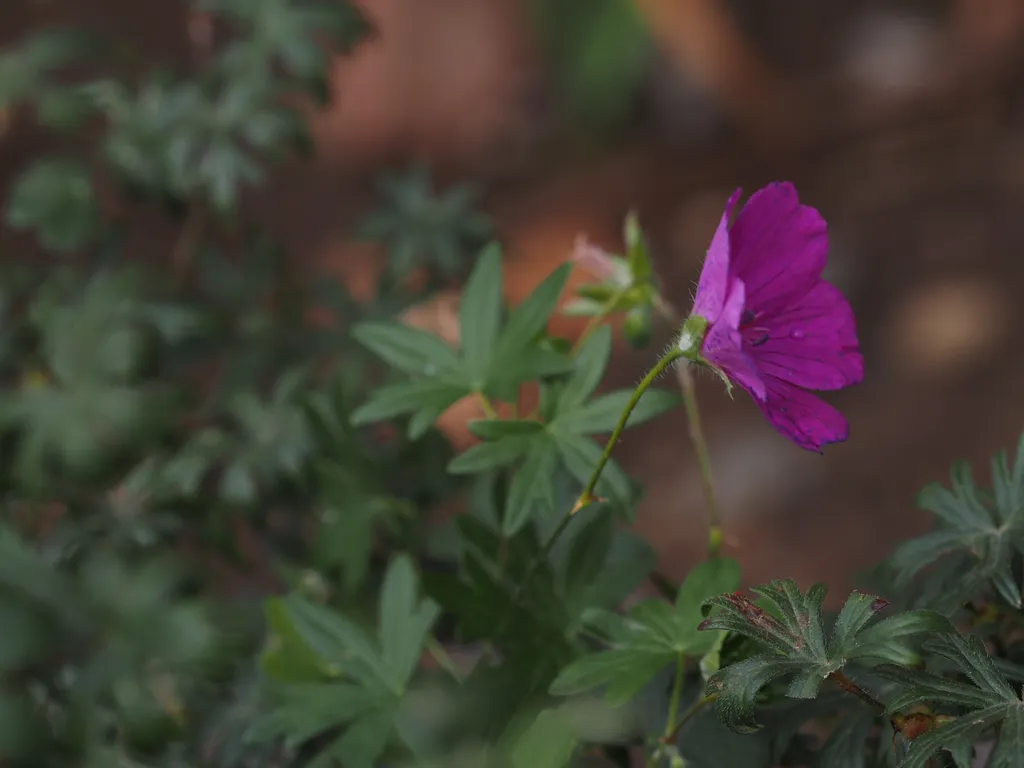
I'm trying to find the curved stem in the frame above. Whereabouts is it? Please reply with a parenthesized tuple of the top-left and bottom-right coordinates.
(676, 364, 723, 556)
(476, 392, 499, 419)
(425, 636, 463, 682)
(663, 691, 720, 744)
(574, 347, 683, 512)
(829, 670, 884, 711)
(501, 348, 684, 632)
(654, 296, 724, 557)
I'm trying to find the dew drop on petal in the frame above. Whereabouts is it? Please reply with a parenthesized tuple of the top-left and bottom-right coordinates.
(789, 329, 805, 340)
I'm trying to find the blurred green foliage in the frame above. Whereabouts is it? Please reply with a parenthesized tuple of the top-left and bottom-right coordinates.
(4, 2, 1023, 767)
(530, 0, 653, 134)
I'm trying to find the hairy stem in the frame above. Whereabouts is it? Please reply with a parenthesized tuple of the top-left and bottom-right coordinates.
(654, 295, 724, 557)
(663, 691, 720, 744)
(502, 348, 683, 633)
(829, 670, 884, 710)
(575, 347, 683, 511)
(676, 363, 723, 556)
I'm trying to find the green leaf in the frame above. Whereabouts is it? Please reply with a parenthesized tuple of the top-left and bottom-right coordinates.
(280, 595, 388, 686)
(562, 510, 614, 603)
(350, 379, 467, 426)
(459, 242, 503, 384)
(259, 555, 438, 766)
(510, 708, 579, 768)
(468, 419, 546, 441)
(379, 555, 440, 690)
(556, 326, 612, 411)
(0, 29, 101, 108)
(555, 433, 634, 510)
(351, 321, 461, 376)
(883, 432, 1024, 612)
(560, 387, 680, 434)
(6, 157, 99, 253)
(700, 581, 946, 733)
(549, 647, 674, 706)
(675, 557, 742, 651)
(358, 166, 492, 279)
(262, 599, 336, 683)
(549, 560, 740, 708)
(875, 633, 1024, 767)
(486, 263, 572, 399)
(504, 438, 560, 535)
(447, 435, 535, 474)
(578, 528, 657, 610)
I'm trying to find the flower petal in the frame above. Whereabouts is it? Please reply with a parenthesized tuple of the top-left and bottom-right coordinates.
(753, 377, 850, 452)
(702, 278, 766, 399)
(692, 189, 743, 322)
(729, 182, 828, 315)
(747, 281, 863, 391)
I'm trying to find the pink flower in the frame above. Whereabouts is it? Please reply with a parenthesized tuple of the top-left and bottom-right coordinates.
(679, 182, 863, 452)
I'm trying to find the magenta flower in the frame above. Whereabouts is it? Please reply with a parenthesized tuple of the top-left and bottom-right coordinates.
(677, 182, 863, 452)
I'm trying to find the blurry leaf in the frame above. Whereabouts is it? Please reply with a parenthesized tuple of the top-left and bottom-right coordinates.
(93, 73, 298, 212)
(487, 262, 573, 401)
(510, 707, 579, 768)
(531, 0, 652, 131)
(551, 558, 741, 706)
(6, 157, 99, 253)
(0, 686, 47, 761)
(351, 321, 461, 377)
(255, 556, 438, 766)
(34, 83, 97, 131)
(204, 0, 371, 93)
(444, 328, 673, 530)
(458, 242, 503, 384)
(0, 29, 102, 109)
(353, 252, 574, 435)
(359, 165, 492, 280)
(379, 555, 440, 689)
(883, 432, 1024, 612)
(263, 599, 332, 683)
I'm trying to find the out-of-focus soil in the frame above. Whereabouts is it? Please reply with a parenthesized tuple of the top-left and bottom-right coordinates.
(5, 0, 1024, 605)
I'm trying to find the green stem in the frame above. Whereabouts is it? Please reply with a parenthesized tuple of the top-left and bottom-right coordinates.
(425, 636, 463, 682)
(675, 364, 723, 556)
(663, 653, 686, 739)
(500, 348, 683, 635)
(575, 347, 683, 512)
(654, 295, 724, 558)
(476, 392, 499, 419)
(662, 692, 719, 744)
(829, 670, 885, 710)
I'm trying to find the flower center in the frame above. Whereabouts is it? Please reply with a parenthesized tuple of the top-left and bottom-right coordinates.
(740, 309, 770, 348)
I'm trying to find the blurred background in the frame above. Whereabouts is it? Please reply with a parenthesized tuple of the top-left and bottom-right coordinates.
(5, 0, 1024, 603)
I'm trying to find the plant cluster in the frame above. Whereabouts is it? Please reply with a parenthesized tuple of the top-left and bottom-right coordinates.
(1, 3, 1021, 768)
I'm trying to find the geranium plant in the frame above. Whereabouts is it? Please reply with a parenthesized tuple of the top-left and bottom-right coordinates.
(0, 3, 1020, 768)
